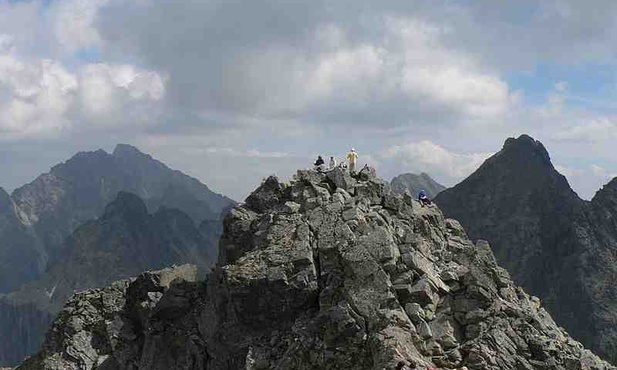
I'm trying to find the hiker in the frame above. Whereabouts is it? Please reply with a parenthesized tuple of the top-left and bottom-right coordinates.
(314, 155, 325, 171)
(329, 156, 336, 169)
(347, 148, 358, 173)
(418, 190, 432, 206)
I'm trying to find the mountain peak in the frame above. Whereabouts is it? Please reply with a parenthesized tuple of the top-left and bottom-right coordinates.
(113, 143, 145, 158)
(591, 176, 617, 205)
(500, 134, 551, 166)
(102, 191, 149, 220)
(434, 136, 617, 361)
(390, 172, 446, 199)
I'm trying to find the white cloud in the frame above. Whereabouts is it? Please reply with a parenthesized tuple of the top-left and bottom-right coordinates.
(554, 162, 617, 199)
(554, 118, 617, 143)
(0, 40, 78, 139)
(78, 63, 165, 123)
(49, 0, 111, 53)
(590, 164, 616, 179)
(92, 2, 517, 127)
(0, 34, 166, 140)
(379, 140, 492, 184)
(554, 164, 581, 179)
(391, 18, 512, 119)
(3, 0, 617, 202)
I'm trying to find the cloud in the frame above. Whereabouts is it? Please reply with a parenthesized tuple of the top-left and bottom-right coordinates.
(76, 63, 166, 128)
(3, 0, 617, 202)
(49, 0, 111, 53)
(93, 2, 516, 129)
(551, 162, 617, 200)
(0, 33, 166, 140)
(378, 140, 493, 184)
(554, 164, 582, 179)
(554, 118, 617, 143)
(590, 164, 617, 179)
(0, 36, 77, 139)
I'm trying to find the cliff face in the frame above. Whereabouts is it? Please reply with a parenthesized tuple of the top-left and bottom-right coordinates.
(0, 192, 214, 366)
(435, 134, 617, 362)
(0, 299, 52, 365)
(20, 167, 614, 370)
(0, 188, 41, 295)
(391, 173, 446, 199)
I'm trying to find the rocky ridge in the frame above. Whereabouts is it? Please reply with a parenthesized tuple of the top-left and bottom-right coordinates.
(20, 167, 614, 369)
(435, 135, 617, 362)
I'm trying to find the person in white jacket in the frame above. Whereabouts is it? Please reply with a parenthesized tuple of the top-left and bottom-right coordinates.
(329, 156, 337, 169)
(346, 148, 358, 173)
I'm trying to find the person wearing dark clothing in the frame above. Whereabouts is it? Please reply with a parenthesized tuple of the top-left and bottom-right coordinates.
(314, 155, 326, 172)
(418, 190, 432, 206)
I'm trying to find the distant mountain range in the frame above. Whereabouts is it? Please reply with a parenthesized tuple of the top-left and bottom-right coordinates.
(9, 191, 215, 308)
(436, 134, 617, 362)
(0, 145, 235, 366)
(0, 144, 234, 294)
(390, 172, 446, 199)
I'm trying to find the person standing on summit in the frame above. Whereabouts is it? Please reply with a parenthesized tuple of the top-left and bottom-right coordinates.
(347, 148, 358, 173)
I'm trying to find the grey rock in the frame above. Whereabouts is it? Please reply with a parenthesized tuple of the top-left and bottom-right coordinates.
(20, 168, 616, 370)
(244, 176, 285, 213)
(281, 201, 301, 214)
(326, 167, 357, 191)
(436, 134, 617, 362)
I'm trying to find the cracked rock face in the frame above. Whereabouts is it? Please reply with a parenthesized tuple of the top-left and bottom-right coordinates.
(20, 168, 615, 370)
(435, 134, 617, 362)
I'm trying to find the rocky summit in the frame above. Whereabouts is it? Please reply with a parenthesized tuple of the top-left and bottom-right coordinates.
(20, 167, 614, 369)
(435, 134, 617, 362)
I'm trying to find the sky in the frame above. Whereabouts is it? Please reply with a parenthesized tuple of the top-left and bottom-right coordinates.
(2, 0, 617, 201)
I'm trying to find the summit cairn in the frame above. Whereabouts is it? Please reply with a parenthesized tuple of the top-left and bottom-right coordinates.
(20, 167, 614, 370)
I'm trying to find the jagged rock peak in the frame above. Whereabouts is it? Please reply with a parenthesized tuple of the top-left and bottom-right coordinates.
(593, 177, 617, 201)
(113, 143, 146, 157)
(500, 134, 552, 166)
(20, 167, 615, 370)
(101, 191, 149, 220)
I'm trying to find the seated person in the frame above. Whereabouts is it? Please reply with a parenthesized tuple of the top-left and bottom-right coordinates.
(418, 190, 432, 206)
(314, 155, 325, 171)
